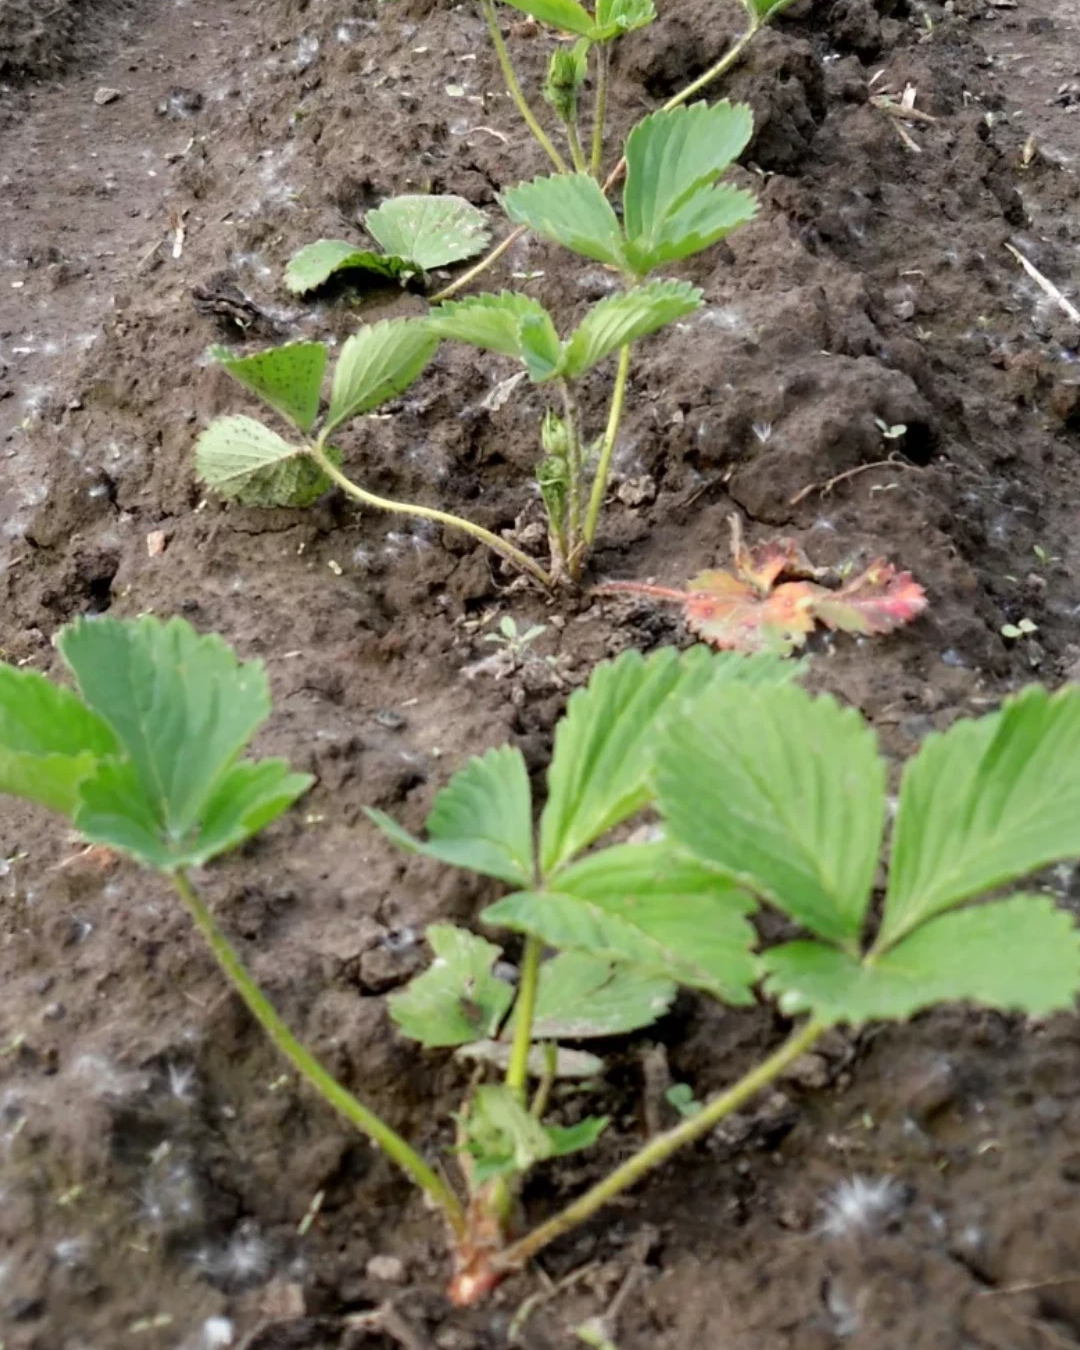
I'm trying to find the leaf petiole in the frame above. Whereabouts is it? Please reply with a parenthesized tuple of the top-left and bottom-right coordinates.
(480, 0, 569, 174)
(590, 42, 610, 178)
(581, 343, 631, 554)
(505, 934, 544, 1101)
(171, 870, 467, 1237)
(305, 442, 554, 589)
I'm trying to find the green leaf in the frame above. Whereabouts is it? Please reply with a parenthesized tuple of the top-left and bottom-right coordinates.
(546, 1116, 608, 1156)
(762, 896, 1080, 1024)
(426, 291, 555, 363)
(519, 310, 565, 382)
(365, 195, 491, 270)
(655, 684, 885, 946)
(0, 665, 119, 816)
(209, 341, 328, 434)
(622, 103, 756, 274)
(496, 0, 595, 37)
(195, 415, 335, 508)
(485, 842, 759, 1003)
(623, 184, 758, 274)
(366, 744, 534, 887)
(592, 0, 655, 39)
(562, 279, 701, 378)
(284, 240, 410, 295)
(57, 615, 307, 870)
(501, 174, 625, 269)
(880, 685, 1080, 948)
(462, 1084, 557, 1185)
(388, 925, 515, 1047)
(325, 319, 437, 436)
(520, 951, 675, 1038)
(540, 645, 796, 875)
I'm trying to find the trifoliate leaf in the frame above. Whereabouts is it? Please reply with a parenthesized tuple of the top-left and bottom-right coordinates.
(57, 615, 312, 870)
(539, 645, 797, 875)
(209, 341, 328, 434)
(0, 665, 119, 817)
(656, 683, 885, 946)
(388, 925, 515, 1048)
(367, 744, 535, 887)
(880, 685, 1080, 948)
(484, 842, 759, 1003)
(456, 1040, 605, 1079)
(621, 102, 756, 275)
(592, 0, 655, 38)
(517, 951, 676, 1037)
(496, 0, 595, 37)
(427, 291, 556, 365)
(195, 415, 335, 508)
(501, 174, 625, 269)
(762, 896, 1080, 1024)
(561, 279, 702, 378)
(365, 195, 491, 271)
(284, 239, 411, 295)
(325, 318, 437, 436)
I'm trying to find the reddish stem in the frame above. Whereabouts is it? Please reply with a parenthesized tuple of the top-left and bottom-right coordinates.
(592, 580, 689, 603)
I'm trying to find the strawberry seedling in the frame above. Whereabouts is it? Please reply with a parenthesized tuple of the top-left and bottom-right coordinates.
(4, 617, 1080, 1305)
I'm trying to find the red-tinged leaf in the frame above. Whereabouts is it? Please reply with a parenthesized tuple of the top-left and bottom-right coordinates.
(683, 571, 820, 656)
(810, 561, 928, 636)
(732, 535, 826, 593)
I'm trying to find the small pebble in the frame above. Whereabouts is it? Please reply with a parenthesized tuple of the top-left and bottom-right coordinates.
(365, 1254, 407, 1284)
(94, 87, 123, 106)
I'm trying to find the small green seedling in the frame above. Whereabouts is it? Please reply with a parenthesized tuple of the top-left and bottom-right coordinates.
(1001, 618, 1038, 641)
(482, 615, 549, 656)
(9, 618, 1075, 1305)
(664, 1083, 702, 1119)
(284, 195, 491, 294)
(875, 418, 907, 442)
(197, 103, 757, 588)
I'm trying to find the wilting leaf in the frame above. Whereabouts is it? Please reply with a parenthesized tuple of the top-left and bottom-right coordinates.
(195, 415, 336, 508)
(367, 744, 535, 887)
(502, 174, 625, 268)
(562, 280, 701, 378)
(365, 195, 491, 270)
(389, 925, 515, 1047)
(209, 341, 328, 433)
(810, 561, 930, 637)
(762, 896, 1080, 1024)
(597, 516, 926, 656)
(325, 319, 438, 435)
(284, 239, 411, 294)
(0, 666, 119, 817)
(57, 615, 312, 870)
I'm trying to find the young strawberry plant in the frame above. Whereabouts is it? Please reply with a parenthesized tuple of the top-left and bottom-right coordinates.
(284, 194, 491, 295)
(197, 102, 759, 587)
(5, 617, 1080, 1306)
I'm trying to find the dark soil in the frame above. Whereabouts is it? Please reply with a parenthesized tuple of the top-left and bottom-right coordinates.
(3, 0, 1080, 1346)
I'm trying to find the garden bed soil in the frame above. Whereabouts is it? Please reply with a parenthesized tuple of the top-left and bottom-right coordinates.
(2, 0, 1080, 1346)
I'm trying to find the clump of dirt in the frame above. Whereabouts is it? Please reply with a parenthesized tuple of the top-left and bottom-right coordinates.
(0, 0, 139, 79)
(1, 0, 1080, 1346)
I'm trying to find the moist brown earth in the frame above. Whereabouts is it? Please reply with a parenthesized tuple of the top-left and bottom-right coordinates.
(2, 0, 1080, 1346)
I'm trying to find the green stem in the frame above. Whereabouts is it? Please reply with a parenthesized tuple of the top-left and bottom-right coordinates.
(566, 118, 589, 174)
(582, 343, 631, 549)
(590, 42, 609, 179)
(306, 443, 553, 590)
(505, 935, 543, 1102)
(430, 226, 527, 305)
(497, 1018, 824, 1271)
(660, 19, 759, 111)
(530, 1043, 557, 1119)
(560, 380, 584, 566)
(171, 870, 467, 1237)
(480, 0, 568, 174)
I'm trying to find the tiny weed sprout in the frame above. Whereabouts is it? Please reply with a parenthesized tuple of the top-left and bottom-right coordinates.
(5, 618, 1080, 1305)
